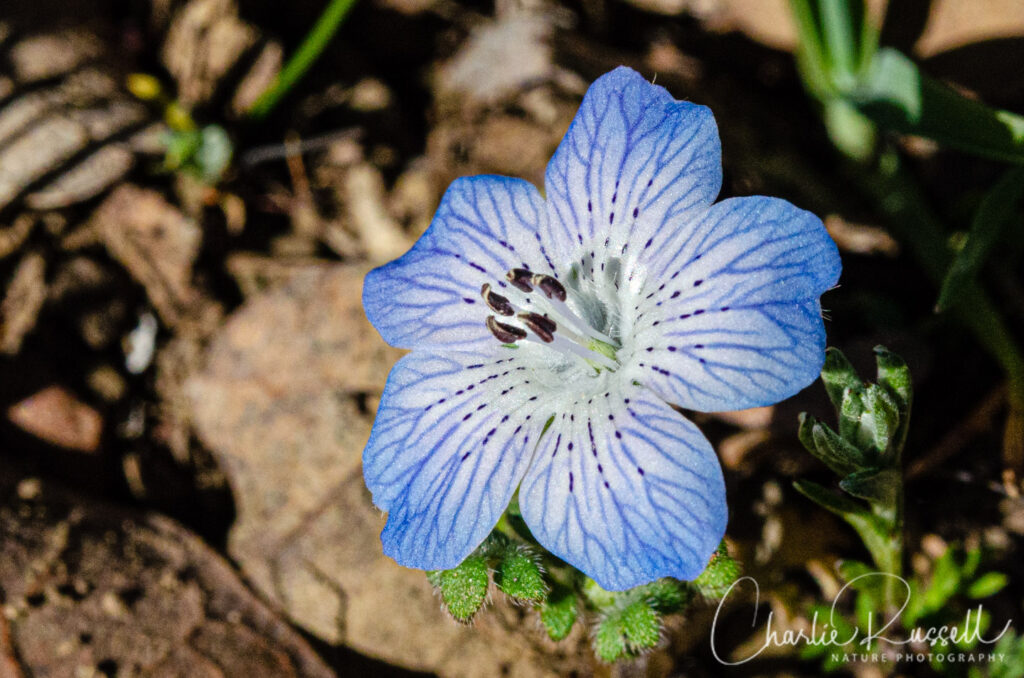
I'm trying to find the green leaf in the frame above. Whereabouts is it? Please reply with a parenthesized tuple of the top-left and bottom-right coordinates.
(862, 384, 899, 453)
(621, 601, 661, 651)
(839, 467, 899, 508)
(938, 166, 1024, 311)
(852, 47, 1024, 164)
(496, 548, 547, 602)
(693, 542, 741, 599)
(799, 413, 871, 475)
(818, 0, 864, 84)
(540, 586, 578, 641)
(873, 346, 912, 454)
(922, 547, 961, 614)
(439, 556, 489, 622)
(794, 478, 868, 517)
(966, 572, 1008, 599)
(838, 385, 869, 447)
(821, 348, 861, 411)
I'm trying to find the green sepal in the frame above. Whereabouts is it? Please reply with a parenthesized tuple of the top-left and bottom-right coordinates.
(439, 556, 490, 622)
(540, 586, 578, 641)
(496, 548, 547, 602)
(693, 542, 741, 599)
(821, 348, 861, 412)
(798, 412, 871, 475)
(594, 613, 628, 662)
(620, 601, 661, 652)
(839, 467, 899, 507)
(641, 578, 692, 613)
(425, 570, 443, 588)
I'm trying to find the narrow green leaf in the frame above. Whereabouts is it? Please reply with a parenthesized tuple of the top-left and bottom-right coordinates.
(874, 347, 912, 415)
(937, 166, 1024, 311)
(967, 572, 1008, 599)
(800, 413, 871, 474)
(852, 48, 1024, 164)
(819, 0, 863, 82)
(821, 347, 861, 410)
(862, 384, 899, 453)
(794, 478, 868, 517)
(922, 547, 961, 613)
(839, 467, 899, 507)
(838, 385, 869, 446)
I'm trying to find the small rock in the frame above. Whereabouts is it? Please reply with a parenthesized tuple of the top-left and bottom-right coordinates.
(7, 386, 103, 453)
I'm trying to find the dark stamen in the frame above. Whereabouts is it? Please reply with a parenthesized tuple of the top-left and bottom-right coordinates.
(531, 274, 567, 302)
(507, 268, 534, 293)
(519, 312, 556, 342)
(486, 316, 526, 343)
(481, 283, 514, 316)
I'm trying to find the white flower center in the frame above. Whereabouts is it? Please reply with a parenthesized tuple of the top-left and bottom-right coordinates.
(481, 262, 626, 374)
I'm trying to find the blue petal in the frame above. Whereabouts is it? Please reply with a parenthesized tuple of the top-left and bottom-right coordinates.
(628, 195, 841, 412)
(364, 350, 550, 571)
(519, 383, 726, 590)
(363, 175, 552, 351)
(544, 66, 721, 263)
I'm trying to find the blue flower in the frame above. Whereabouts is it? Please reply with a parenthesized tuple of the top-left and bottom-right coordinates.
(362, 66, 840, 590)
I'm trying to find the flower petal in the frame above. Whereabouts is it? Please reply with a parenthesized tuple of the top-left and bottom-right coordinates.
(544, 66, 721, 263)
(364, 350, 551, 570)
(519, 383, 726, 590)
(628, 195, 841, 412)
(363, 175, 552, 351)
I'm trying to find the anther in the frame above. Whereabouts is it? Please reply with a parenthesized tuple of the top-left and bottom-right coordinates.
(487, 316, 527, 343)
(531, 274, 567, 302)
(519, 312, 556, 343)
(481, 283, 514, 316)
(507, 268, 534, 293)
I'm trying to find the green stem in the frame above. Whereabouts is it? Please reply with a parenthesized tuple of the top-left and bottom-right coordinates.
(248, 0, 359, 120)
